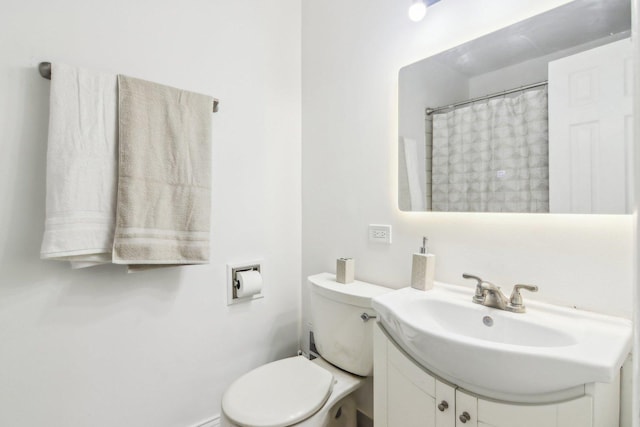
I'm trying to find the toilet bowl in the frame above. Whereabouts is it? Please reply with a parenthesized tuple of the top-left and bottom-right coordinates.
(221, 273, 390, 427)
(221, 356, 360, 427)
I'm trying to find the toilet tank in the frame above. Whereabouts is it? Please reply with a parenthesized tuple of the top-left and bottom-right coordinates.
(308, 273, 391, 376)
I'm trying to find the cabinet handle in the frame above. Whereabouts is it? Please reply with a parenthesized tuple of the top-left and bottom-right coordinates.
(437, 400, 449, 411)
(459, 412, 471, 423)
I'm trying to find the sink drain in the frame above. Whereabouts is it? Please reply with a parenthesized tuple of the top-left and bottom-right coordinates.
(482, 316, 494, 327)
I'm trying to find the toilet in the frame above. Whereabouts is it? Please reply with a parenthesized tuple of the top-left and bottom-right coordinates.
(221, 272, 390, 427)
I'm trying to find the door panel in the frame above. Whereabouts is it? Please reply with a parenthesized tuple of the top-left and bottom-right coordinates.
(549, 38, 633, 213)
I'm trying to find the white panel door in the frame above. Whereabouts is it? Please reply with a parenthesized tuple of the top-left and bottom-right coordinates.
(549, 38, 633, 213)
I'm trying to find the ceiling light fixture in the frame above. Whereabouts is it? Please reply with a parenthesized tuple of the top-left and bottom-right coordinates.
(408, 0, 442, 22)
(408, 0, 427, 22)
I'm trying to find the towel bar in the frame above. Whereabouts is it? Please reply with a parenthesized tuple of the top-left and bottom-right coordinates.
(38, 62, 220, 113)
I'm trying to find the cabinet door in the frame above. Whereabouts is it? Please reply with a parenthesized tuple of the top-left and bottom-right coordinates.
(435, 380, 456, 427)
(373, 324, 388, 427)
(455, 390, 478, 427)
(477, 395, 592, 427)
(388, 362, 436, 426)
(478, 398, 556, 427)
(387, 339, 437, 426)
(557, 396, 593, 427)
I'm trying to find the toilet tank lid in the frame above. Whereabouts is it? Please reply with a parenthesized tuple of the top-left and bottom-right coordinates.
(222, 356, 333, 427)
(308, 273, 392, 307)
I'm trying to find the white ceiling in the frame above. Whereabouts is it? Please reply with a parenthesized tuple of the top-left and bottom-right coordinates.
(431, 0, 631, 77)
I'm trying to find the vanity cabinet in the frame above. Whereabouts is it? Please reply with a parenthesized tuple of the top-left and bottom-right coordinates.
(374, 323, 618, 427)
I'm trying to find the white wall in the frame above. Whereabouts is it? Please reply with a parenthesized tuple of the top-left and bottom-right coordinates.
(0, 1, 301, 426)
(398, 60, 468, 210)
(399, 60, 469, 149)
(301, 0, 633, 352)
(468, 35, 628, 97)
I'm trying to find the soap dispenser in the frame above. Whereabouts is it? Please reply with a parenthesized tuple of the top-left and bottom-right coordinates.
(411, 237, 435, 291)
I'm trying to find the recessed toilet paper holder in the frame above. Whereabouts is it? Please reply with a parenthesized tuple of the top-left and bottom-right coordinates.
(227, 261, 263, 306)
(232, 264, 260, 292)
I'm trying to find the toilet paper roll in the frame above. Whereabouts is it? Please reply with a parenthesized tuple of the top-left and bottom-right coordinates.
(236, 270, 263, 298)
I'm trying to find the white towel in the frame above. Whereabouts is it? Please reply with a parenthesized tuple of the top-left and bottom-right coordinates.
(40, 63, 118, 267)
(113, 75, 212, 270)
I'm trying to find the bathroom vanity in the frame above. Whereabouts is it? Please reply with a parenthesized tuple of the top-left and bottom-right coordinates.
(371, 284, 631, 427)
(374, 323, 620, 427)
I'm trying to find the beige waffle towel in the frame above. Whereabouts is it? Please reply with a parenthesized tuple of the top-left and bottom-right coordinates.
(113, 75, 212, 269)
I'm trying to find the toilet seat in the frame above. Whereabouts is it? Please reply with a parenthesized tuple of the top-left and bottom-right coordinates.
(222, 356, 335, 427)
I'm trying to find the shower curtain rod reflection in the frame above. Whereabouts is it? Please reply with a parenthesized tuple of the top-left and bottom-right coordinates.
(38, 62, 220, 113)
(425, 80, 548, 116)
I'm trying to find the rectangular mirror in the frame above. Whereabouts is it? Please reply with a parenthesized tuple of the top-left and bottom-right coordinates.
(398, 0, 633, 214)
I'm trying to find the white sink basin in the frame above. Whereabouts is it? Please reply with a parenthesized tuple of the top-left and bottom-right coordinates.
(372, 284, 632, 400)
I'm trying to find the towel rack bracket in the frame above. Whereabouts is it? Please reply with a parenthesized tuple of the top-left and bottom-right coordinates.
(39, 62, 52, 80)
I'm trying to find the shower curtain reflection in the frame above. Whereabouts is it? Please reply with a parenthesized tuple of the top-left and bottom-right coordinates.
(430, 87, 549, 213)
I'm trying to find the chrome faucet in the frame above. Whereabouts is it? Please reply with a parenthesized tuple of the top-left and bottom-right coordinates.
(463, 274, 538, 313)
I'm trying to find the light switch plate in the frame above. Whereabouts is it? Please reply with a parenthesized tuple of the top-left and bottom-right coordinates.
(369, 224, 392, 244)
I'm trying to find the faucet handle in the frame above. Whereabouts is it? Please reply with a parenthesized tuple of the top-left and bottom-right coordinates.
(462, 273, 483, 284)
(463, 273, 485, 303)
(508, 284, 538, 312)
